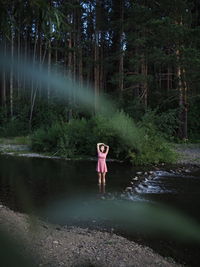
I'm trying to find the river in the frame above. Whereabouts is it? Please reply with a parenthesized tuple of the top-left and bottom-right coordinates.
(0, 154, 200, 266)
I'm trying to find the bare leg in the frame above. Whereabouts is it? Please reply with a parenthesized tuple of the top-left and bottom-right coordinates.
(98, 173, 101, 184)
(102, 183, 105, 193)
(102, 172, 106, 184)
(98, 183, 101, 193)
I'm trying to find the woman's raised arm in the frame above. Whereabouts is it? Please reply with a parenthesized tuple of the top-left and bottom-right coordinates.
(104, 144, 109, 154)
(97, 143, 103, 153)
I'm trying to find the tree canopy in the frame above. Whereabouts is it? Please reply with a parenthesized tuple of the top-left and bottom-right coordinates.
(0, 0, 200, 140)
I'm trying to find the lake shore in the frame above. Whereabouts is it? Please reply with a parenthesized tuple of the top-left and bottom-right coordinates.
(0, 204, 180, 267)
(0, 142, 200, 166)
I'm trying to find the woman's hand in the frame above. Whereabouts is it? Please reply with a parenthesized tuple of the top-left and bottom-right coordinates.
(103, 144, 109, 154)
(103, 143, 109, 148)
(97, 143, 103, 153)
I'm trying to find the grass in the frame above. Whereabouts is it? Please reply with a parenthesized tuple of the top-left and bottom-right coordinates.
(0, 136, 31, 145)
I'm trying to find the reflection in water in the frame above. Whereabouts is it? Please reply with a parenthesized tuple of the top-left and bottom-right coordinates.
(1, 154, 200, 266)
(0, 155, 133, 213)
(98, 183, 106, 194)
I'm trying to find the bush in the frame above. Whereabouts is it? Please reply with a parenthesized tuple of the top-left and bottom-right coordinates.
(188, 96, 200, 141)
(135, 111, 177, 164)
(31, 112, 176, 165)
(0, 117, 29, 137)
(31, 122, 71, 155)
(139, 109, 180, 141)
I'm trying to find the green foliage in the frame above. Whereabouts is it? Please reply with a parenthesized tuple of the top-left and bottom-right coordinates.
(141, 109, 180, 141)
(134, 112, 177, 165)
(188, 96, 200, 141)
(0, 117, 29, 137)
(0, 98, 30, 137)
(31, 113, 176, 165)
(31, 121, 71, 156)
(30, 100, 66, 130)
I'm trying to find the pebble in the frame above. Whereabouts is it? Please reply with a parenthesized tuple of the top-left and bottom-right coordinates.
(0, 204, 182, 267)
(132, 177, 138, 181)
(125, 187, 132, 191)
(185, 169, 191, 173)
(136, 172, 142, 175)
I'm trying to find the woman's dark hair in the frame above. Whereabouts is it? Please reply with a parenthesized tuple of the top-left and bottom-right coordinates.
(100, 144, 106, 153)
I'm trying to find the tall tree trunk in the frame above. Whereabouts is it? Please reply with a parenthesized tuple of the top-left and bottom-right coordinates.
(55, 40, 58, 73)
(68, 32, 72, 75)
(119, 0, 124, 100)
(140, 55, 148, 107)
(94, 30, 100, 111)
(73, 40, 76, 84)
(94, 0, 101, 111)
(2, 39, 7, 109)
(68, 14, 73, 107)
(31, 28, 38, 104)
(182, 67, 188, 140)
(17, 29, 21, 98)
(38, 34, 42, 98)
(29, 28, 38, 131)
(79, 48, 83, 88)
(10, 24, 14, 118)
(176, 19, 188, 140)
(100, 42, 104, 91)
(77, 1, 83, 89)
(133, 47, 140, 98)
(47, 39, 51, 103)
(177, 58, 188, 140)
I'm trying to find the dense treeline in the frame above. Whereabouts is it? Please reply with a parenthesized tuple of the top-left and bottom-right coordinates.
(0, 0, 200, 151)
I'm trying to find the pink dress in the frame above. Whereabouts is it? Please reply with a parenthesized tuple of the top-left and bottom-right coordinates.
(96, 151, 108, 173)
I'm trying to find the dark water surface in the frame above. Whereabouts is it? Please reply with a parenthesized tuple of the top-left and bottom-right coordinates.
(0, 154, 135, 212)
(1, 154, 200, 266)
(134, 169, 200, 222)
(131, 169, 200, 267)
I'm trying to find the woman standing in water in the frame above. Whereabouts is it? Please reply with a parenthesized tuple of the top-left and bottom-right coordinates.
(96, 143, 109, 185)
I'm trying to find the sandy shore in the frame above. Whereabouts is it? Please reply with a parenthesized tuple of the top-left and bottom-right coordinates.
(0, 205, 181, 267)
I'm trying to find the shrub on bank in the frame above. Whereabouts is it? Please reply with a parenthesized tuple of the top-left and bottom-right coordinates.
(31, 113, 176, 165)
(0, 117, 29, 137)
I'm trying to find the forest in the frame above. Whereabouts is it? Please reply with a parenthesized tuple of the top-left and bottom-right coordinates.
(0, 0, 200, 164)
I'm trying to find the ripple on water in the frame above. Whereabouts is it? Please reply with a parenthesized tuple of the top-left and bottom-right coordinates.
(124, 192, 150, 202)
(134, 170, 200, 195)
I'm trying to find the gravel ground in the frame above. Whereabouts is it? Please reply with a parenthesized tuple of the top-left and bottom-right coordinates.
(174, 144, 200, 166)
(0, 205, 180, 267)
(1, 143, 200, 166)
